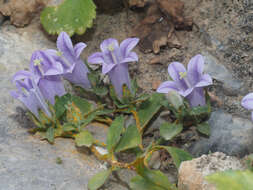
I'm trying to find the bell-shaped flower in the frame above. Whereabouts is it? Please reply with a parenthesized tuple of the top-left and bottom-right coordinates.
(48, 32, 91, 89)
(88, 38, 139, 98)
(30, 50, 66, 105)
(10, 71, 51, 118)
(157, 54, 213, 107)
(241, 93, 253, 121)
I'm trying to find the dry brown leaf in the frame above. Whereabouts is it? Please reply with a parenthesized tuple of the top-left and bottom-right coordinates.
(132, 0, 192, 54)
(0, 0, 46, 27)
(152, 79, 161, 90)
(128, 0, 149, 8)
(208, 92, 223, 107)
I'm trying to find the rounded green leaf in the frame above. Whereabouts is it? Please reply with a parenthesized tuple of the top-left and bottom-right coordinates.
(106, 116, 125, 152)
(40, 0, 96, 36)
(75, 130, 94, 147)
(115, 125, 141, 152)
(197, 122, 210, 136)
(206, 170, 253, 190)
(160, 123, 183, 140)
(160, 146, 193, 169)
(88, 169, 111, 190)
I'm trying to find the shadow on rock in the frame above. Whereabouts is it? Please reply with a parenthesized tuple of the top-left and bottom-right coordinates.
(9, 106, 36, 129)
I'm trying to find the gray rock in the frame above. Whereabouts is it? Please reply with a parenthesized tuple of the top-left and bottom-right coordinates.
(202, 52, 245, 96)
(189, 110, 253, 157)
(178, 152, 246, 190)
(0, 23, 130, 190)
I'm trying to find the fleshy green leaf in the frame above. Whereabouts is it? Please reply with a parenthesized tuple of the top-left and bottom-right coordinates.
(54, 94, 72, 118)
(106, 116, 125, 152)
(72, 95, 93, 114)
(166, 90, 183, 110)
(135, 163, 176, 190)
(40, 0, 96, 36)
(88, 169, 112, 190)
(138, 93, 164, 128)
(206, 170, 253, 190)
(160, 123, 183, 141)
(197, 122, 210, 136)
(115, 125, 141, 152)
(161, 146, 193, 169)
(75, 130, 94, 147)
(62, 123, 77, 132)
(130, 175, 166, 190)
(46, 127, 55, 143)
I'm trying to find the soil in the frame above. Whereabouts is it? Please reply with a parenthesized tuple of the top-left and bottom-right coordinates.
(74, 0, 253, 118)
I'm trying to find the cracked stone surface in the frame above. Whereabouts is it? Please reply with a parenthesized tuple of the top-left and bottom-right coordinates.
(189, 110, 253, 158)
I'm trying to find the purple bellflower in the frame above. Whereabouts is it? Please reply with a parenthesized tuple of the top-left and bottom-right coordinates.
(88, 38, 139, 98)
(48, 32, 91, 89)
(241, 93, 253, 121)
(30, 50, 66, 105)
(157, 54, 213, 107)
(10, 71, 51, 118)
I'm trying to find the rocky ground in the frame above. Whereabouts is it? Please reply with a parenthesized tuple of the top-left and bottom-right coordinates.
(0, 0, 253, 189)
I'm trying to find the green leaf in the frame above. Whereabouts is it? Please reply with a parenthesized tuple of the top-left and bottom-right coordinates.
(54, 94, 72, 118)
(46, 127, 55, 143)
(135, 163, 175, 190)
(166, 90, 183, 110)
(138, 93, 164, 128)
(88, 169, 112, 190)
(197, 122, 210, 136)
(206, 170, 253, 190)
(93, 86, 108, 96)
(72, 95, 93, 114)
(106, 116, 125, 152)
(131, 78, 138, 97)
(75, 130, 94, 147)
(115, 125, 141, 152)
(160, 123, 183, 141)
(122, 84, 133, 104)
(62, 123, 77, 132)
(189, 105, 210, 122)
(130, 175, 166, 190)
(40, 0, 96, 36)
(161, 146, 193, 169)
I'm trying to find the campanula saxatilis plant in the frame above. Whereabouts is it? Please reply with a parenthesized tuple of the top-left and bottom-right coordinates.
(30, 50, 66, 105)
(10, 71, 51, 118)
(157, 54, 212, 107)
(88, 38, 139, 98)
(241, 93, 253, 121)
(49, 32, 91, 89)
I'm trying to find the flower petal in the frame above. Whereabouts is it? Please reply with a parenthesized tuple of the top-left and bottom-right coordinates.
(178, 87, 194, 97)
(108, 63, 131, 98)
(187, 54, 204, 85)
(100, 38, 119, 52)
(74, 42, 87, 59)
(120, 52, 138, 63)
(241, 93, 253, 110)
(63, 61, 91, 89)
(168, 62, 186, 82)
(186, 87, 206, 107)
(102, 63, 116, 74)
(195, 74, 213, 87)
(38, 76, 66, 105)
(88, 52, 105, 64)
(10, 90, 20, 99)
(251, 112, 253, 121)
(12, 70, 32, 83)
(56, 32, 75, 61)
(120, 38, 139, 57)
(156, 81, 179, 93)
